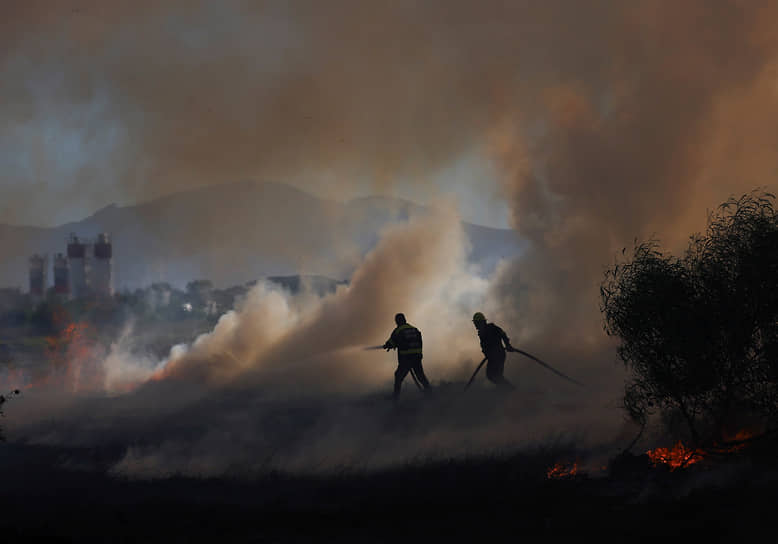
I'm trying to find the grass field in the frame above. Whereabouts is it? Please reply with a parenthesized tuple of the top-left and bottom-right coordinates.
(1, 437, 776, 542)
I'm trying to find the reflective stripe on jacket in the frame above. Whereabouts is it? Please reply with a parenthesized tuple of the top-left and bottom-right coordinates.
(386, 323, 423, 356)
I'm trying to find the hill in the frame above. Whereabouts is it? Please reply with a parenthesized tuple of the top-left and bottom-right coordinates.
(0, 181, 524, 289)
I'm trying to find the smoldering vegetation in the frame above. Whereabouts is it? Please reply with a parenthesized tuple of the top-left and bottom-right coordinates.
(7, 384, 604, 477)
(2, 394, 777, 542)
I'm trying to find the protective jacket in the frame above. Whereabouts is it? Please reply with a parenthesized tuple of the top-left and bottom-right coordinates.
(385, 323, 423, 356)
(478, 323, 510, 354)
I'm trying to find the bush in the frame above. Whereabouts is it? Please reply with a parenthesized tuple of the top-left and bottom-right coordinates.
(601, 191, 778, 444)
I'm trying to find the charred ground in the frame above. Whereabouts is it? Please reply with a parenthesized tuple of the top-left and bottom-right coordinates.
(2, 381, 778, 542)
(0, 433, 776, 542)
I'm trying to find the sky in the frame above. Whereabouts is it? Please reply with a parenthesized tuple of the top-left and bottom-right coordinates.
(0, 1, 512, 228)
(4, 1, 777, 233)
(4, 0, 778, 475)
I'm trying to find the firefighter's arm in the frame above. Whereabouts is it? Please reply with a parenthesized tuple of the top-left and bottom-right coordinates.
(383, 332, 396, 351)
(499, 326, 517, 352)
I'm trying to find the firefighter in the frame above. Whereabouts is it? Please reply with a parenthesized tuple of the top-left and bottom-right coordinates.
(383, 313, 432, 400)
(472, 312, 516, 389)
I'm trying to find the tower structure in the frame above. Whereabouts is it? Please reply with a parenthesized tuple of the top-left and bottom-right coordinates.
(92, 233, 113, 296)
(53, 253, 70, 297)
(29, 254, 47, 298)
(67, 234, 88, 298)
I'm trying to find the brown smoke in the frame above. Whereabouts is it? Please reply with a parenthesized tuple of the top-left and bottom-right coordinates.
(482, 1, 778, 396)
(4, 1, 778, 474)
(4, 1, 777, 246)
(155, 208, 478, 390)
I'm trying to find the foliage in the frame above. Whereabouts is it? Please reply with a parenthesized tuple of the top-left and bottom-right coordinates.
(601, 191, 778, 444)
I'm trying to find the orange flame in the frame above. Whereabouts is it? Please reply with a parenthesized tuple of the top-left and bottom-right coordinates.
(716, 430, 756, 454)
(546, 461, 578, 479)
(647, 430, 757, 470)
(646, 441, 704, 470)
(41, 320, 104, 392)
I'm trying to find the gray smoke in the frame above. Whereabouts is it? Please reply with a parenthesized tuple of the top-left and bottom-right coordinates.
(6, 212, 618, 478)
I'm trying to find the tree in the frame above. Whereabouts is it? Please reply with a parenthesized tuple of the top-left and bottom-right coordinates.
(0, 390, 19, 442)
(601, 191, 778, 445)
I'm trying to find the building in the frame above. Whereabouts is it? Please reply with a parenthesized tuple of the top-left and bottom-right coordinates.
(67, 234, 88, 298)
(29, 254, 47, 298)
(53, 253, 70, 297)
(27, 233, 115, 299)
(91, 233, 113, 296)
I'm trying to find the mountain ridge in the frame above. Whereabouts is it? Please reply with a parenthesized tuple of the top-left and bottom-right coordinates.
(0, 181, 524, 290)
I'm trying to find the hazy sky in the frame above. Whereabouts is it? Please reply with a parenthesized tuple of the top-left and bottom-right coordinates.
(3, 0, 778, 282)
(4, 1, 776, 233)
(0, 1, 513, 228)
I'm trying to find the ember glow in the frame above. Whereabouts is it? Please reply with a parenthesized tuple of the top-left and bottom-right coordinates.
(546, 461, 579, 479)
(722, 430, 755, 447)
(646, 430, 757, 470)
(646, 442, 705, 470)
(2, 319, 106, 394)
(44, 321, 101, 392)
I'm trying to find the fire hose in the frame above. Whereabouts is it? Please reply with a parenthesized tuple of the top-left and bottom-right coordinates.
(511, 348, 584, 387)
(464, 348, 583, 391)
(368, 344, 583, 391)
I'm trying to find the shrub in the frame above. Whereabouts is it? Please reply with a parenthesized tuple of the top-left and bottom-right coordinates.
(601, 191, 778, 444)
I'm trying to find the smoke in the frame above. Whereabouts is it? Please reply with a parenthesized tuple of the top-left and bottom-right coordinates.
(4, 1, 777, 335)
(2, 2, 777, 235)
(102, 322, 166, 393)
(4, 1, 778, 363)
(150, 207, 487, 389)
(2, 1, 769, 224)
(483, 0, 778, 404)
(6, 210, 620, 477)
(4, 0, 778, 475)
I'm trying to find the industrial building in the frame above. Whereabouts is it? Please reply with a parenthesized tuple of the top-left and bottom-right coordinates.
(28, 254, 47, 300)
(91, 233, 113, 296)
(53, 253, 70, 296)
(28, 233, 113, 299)
(67, 234, 88, 298)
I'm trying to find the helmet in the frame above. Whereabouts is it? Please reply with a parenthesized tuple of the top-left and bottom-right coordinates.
(472, 312, 486, 323)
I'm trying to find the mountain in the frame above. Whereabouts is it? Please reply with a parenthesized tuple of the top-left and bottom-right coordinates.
(0, 181, 524, 290)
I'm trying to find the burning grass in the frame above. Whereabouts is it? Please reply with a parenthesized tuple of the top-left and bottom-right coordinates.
(546, 460, 579, 479)
(646, 441, 704, 470)
(43, 320, 103, 392)
(1, 436, 773, 542)
(1, 318, 105, 393)
(645, 430, 757, 471)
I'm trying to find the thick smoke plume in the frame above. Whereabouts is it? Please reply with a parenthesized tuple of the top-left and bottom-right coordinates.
(486, 1, 778, 402)
(7, 214, 614, 477)
(5, 1, 776, 226)
(153, 209, 485, 389)
(3, 1, 777, 345)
